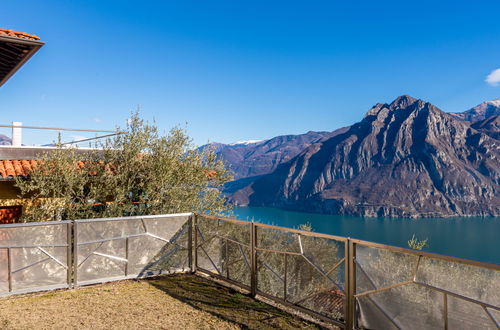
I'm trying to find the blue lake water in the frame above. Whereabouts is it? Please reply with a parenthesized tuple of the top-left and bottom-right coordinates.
(233, 206, 500, 265)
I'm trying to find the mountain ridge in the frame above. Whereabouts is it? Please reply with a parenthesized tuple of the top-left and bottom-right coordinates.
(201, 128, 349, 179)
(449, 99, 500, 121)
(227, 95, 500, 218)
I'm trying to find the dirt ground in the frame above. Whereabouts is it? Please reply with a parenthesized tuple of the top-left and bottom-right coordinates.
(0, 274, 322, 329)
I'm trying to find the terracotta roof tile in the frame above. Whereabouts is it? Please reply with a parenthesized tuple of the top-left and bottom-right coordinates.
(0, 160, 87, 179)
(0, 28, 40, 41)
(0, 160, 39, 178)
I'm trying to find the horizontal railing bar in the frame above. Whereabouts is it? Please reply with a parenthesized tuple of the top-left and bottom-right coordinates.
(0, 284, 70, 298)
(355, 281, 413, 298)
(0, 244, 69, 249)
(74, 213, 193, 223)
(0, 220, 72, 228)
(350, 238, 500, 271)
(196, 214, 253, 225)
(255, 222, 348, 242)
(413, 281, 500, 311)
(255, 247, 303, 256)
(0, 124, 125, 133)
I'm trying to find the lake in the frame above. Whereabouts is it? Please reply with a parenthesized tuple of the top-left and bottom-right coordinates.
(233, 206, 500, 265)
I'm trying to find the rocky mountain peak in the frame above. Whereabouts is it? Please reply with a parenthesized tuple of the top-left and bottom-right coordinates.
(365, 95, 429, 119)
(228, 96, 500, 218)
(389, 94, 418, 109)
(450, 99, 500, 122)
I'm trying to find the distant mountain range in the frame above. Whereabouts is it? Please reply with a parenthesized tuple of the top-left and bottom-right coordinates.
(200, 129, 349, 180)
(449, 99, 500, 121)
(208, 96, 500, 217)
(0, 134, 11, 145)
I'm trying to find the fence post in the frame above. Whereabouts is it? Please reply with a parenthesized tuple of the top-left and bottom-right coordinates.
(73, 221, 78, 287)
(7, 247, 12, 292)
(346, 239, 356, 330)
(188, 214, 193, 272)
(192, 214, 198, 273)
(67, 222, 73, 289)
(250, 222, 257, 297)
(125, 237, 129, 276)
(344, 239, 350, 328)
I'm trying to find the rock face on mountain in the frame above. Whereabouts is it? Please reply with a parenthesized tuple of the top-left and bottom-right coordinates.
(202, 129, 348, 180)
(471, 115, 500, 140)
(450, 99, 500, 122)
(0, 134, 11, 145)
(229, 95, 500, 217)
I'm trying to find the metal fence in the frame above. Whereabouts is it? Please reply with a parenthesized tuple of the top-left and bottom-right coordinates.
(74, 213, 192, 286)
(0, 221, 71, 296)
(0, 213, 499, 330)
(351, 239, 500, 330)
(0, 213, 192, 295)
(194, 214, 500, 330)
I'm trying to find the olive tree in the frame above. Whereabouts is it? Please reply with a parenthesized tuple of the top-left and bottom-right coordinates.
(15, 113, 233, 222)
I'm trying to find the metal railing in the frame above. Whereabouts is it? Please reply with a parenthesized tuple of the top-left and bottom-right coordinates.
(0, 213, 192, 295)
(0, 221, 72, 295)
(73, 213, 192, 286)
(0, 212, 499, 330)
(194, 214, 500, 330)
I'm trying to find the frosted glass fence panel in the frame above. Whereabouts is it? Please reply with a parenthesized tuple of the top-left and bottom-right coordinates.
(0, 221, 71, 296)
(255, 225, 346, 323)
(195, 215, 252, 288)
(354, 242, 500, 330)
(75, 214, 191, 286)
(194, 215, 347, 326)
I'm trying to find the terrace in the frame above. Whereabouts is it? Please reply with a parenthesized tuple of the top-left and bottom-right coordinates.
(0, 274, 320, 329)
(0, 213, 498, 329)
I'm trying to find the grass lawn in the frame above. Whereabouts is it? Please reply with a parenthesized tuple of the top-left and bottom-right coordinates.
(0, 274, 322, 329)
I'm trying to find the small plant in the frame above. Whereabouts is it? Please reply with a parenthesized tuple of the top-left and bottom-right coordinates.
(407, 234, 428, 250)
(297, 222, 313, 232)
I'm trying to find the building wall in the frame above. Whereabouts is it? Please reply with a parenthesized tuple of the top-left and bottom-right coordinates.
(0, 181, 19, 199)
(0, 181, 23, 223)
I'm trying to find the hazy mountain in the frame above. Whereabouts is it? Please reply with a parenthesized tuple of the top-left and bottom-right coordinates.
(201, 128, 349, 180)
(450, 99, 500, 122)
(228, 95, 500, 218)
(0, 134, 11, 145)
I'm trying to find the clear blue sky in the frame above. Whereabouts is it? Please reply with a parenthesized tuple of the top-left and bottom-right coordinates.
(1, 0, 499, 146)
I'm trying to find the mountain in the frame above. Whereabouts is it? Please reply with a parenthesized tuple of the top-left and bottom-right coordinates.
(201, 129, 349, 180)
(0, 134, 11, 145)
(228, 95, 500, 218)
(471, 115, 500, 140)
(450, 99, 500, 122)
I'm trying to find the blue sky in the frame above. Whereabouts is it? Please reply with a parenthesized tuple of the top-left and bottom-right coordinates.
(1, 0, 499, 146)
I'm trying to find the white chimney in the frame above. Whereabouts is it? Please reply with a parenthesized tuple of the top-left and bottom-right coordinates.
(12, 122, 22, 146)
